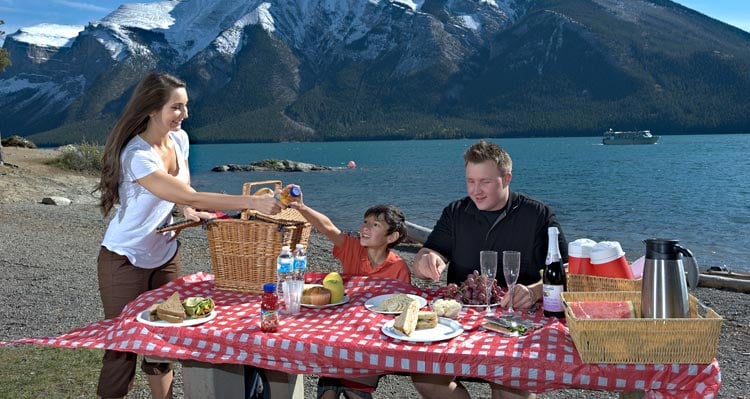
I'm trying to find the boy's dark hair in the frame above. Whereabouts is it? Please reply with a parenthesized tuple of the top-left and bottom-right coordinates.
(364, 204, 407, 248)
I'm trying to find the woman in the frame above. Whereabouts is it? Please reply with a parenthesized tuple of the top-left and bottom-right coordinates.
(94, 72, 281, 399)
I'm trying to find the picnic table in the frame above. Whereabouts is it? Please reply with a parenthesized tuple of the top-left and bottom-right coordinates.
(10, 272, 721, 398)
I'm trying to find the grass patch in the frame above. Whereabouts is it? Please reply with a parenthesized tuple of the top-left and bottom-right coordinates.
(48, 141, 103, 174)
(0, 346, 149, 398)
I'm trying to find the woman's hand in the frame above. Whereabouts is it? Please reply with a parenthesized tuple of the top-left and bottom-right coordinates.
(250, 192, 282, 215)
(182, 206, 218, 221)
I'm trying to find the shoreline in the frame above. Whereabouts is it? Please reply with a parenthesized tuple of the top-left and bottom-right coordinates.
(1, 147, 748, 398)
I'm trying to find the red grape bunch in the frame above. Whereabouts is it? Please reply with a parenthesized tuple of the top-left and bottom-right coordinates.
(444, 270, 505, 305)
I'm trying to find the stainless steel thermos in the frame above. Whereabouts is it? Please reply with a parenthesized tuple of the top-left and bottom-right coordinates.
(641, 239, 699, 319)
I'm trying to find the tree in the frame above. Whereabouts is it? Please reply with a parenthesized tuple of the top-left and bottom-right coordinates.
(0, 20, 11, 72)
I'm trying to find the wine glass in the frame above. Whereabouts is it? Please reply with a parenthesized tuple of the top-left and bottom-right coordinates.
(503, 251, 521, 313)
(480, 251, 498, 314)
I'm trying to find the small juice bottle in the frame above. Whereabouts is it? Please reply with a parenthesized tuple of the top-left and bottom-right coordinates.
(260, 283, 279, 332)
(277, 184, 302, 207)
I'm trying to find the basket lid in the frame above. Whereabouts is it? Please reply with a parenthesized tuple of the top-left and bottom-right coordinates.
(245, 208, 309, 225)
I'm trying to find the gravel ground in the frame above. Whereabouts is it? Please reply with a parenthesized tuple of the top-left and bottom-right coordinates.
(1, 151, 748, 398)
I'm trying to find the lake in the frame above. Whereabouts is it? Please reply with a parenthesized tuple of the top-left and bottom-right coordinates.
(187, 134, 750, 273)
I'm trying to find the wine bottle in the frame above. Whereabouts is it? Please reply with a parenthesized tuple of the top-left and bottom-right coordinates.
(543, 226, 567, 318)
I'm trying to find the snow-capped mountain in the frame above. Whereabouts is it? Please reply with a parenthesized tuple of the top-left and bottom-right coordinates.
(2, 0, 749, 144)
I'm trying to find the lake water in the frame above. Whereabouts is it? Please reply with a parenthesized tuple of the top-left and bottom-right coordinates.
(188, 134, 750, 273)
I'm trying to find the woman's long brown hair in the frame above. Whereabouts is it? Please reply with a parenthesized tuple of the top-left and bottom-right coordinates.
(94, 72, 187, 217)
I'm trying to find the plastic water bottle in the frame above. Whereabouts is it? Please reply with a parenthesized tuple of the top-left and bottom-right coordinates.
(292, 244, 307, 281)
(276, 245, 293, 295)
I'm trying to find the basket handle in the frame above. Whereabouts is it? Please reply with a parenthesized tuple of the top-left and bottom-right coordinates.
(242, 180, 282, 196)
(241, 180, 282, 220)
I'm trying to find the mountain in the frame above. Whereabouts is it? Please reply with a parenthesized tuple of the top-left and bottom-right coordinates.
(1, 0, 749, 146)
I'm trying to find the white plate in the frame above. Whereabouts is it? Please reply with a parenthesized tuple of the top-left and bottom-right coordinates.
(381, 317, 463, 342)
(301, 295, 350, 309)
(136, 309, 217, 327)
(365, 294, 428, 314)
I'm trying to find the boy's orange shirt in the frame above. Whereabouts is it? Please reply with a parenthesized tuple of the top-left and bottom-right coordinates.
(332, 235, 411, 284)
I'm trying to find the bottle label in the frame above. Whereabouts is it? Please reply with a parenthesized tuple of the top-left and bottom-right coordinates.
(293, 258, 307, 272)
(542, 284, 565, 312)
(278, 260, 292, 273)
(261, 309, 279, 331)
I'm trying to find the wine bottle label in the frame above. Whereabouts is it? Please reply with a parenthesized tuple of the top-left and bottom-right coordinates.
(542, 284, 565, 312)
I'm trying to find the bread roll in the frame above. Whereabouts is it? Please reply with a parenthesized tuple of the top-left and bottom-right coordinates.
(302, 286, 331, 306)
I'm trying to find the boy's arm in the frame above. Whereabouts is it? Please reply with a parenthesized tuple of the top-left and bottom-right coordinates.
(289, 202, 345, 247)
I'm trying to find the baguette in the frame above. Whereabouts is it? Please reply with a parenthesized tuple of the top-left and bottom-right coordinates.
(393, 300, 420, 336)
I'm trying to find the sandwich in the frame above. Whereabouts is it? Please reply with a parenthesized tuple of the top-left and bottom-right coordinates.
(416, 311, 438, 330)
(393, 299, 420, 336)
(150, 292, 187, 323)
(377, 293, 416, 312)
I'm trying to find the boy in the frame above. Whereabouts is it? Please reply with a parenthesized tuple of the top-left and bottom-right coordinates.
(290, 201, 410, 284)
(289, 199, 410, 399)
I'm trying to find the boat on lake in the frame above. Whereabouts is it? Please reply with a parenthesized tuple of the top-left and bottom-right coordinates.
(602, 129, 659, 145)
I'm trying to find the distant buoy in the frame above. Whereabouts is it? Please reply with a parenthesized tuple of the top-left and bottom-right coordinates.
(347, 160, 356, 169)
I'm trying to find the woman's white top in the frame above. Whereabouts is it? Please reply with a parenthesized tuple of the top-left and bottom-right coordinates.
(101, 130, 190, 269)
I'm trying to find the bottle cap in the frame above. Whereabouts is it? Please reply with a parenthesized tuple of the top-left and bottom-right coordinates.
(263, 283, 276, 293)
(289, 185, 302, 197)
(281, 245, 291, 253)
(295, 243, 304, 249)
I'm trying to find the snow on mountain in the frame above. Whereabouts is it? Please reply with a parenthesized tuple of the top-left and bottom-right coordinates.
(0, 0, 525, 136)
(0, 75, 85, 116)
(10, 24, 84, 48)
(7, 0, 517, 62)
(390, 0, 425, 10)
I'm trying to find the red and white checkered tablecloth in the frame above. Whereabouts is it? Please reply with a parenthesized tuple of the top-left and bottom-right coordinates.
(5, 272, 720, 398)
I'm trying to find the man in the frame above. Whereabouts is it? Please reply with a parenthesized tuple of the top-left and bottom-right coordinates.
(411, 140, 567, 399)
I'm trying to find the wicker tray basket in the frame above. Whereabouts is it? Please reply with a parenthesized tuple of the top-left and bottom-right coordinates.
(562, 291, 722, 364)
(207, 180, 311, 294)
(567, 273, 642, 292)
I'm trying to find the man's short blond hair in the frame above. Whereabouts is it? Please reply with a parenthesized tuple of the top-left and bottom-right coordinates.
(463, 140, 512, 174)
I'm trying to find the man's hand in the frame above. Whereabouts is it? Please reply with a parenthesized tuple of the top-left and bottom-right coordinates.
(412, 248, 446, 282)
(500, 281, 540, 309)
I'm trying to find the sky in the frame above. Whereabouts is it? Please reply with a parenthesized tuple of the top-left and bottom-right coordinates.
(0, 0, 749, 41)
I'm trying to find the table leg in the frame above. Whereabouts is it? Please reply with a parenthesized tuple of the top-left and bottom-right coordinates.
(265, 369, 304, 399)
(181, 361, 246, 398)
(181, 361, 304, 399)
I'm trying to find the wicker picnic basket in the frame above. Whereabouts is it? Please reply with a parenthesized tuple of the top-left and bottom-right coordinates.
(562, 291, 722, 364)
(567, 273, 642, 292)
(206, 180, 311, 294)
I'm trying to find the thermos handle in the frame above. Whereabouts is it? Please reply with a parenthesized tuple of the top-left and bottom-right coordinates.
(675, 245, 700, 289)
